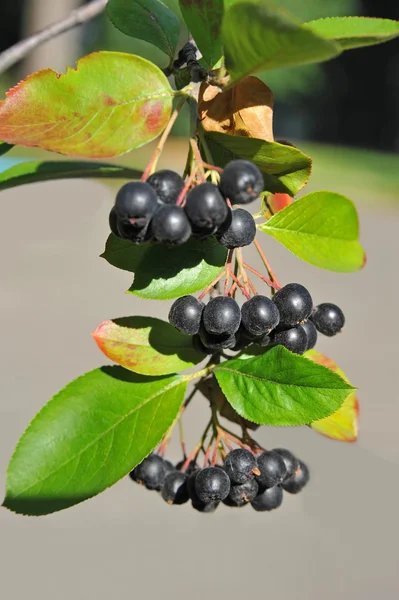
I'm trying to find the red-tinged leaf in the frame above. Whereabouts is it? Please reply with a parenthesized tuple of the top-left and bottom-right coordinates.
(269, 193, 293, 213)
(0, 52, 174, 159)
(306, 350, 359, 442)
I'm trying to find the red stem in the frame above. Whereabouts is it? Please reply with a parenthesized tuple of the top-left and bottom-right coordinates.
(198, 269, 226, 301)
(243, 263, 280, 290)
(253, 239, 282, 288)
(201, 161, 223, 174)
(176, 167, 198, 206)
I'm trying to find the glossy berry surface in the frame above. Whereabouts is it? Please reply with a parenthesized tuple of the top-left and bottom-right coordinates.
(223, 449, 258, 484)
(227, 479, 259, 507)
(216, 208, 256, 249)
(273, 283, 313, 327)
(300, 320, 318, 351)
(202, 296, 241, 335)
(151, 204, 192, 245)
(192, 499, 219, 513)
(168, 295, 204, 335)
(241, 295, 280, 336)
(109, 207, 119, 236)
(219, 159, 263, 205)
(195, 467, 231, 503)
(273, 448, 299, 480)
(251, 485, 283, 512)
(272, 326, 308, 354)
(133, 454, 166, 491)
(282, 460, 310, 494)
(164, 460, 175, 476)
(147, 169, 184, 204)
(114, 181, 158, 226)
(256, 450, 287, 489)
(185, 183, 228, 233)
(161, 471, 189, 505)
(311, 303, 345, 336)
(199, 328, 237, 351)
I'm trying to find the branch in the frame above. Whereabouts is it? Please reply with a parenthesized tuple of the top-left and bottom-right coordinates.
(0, 0, 108, 75)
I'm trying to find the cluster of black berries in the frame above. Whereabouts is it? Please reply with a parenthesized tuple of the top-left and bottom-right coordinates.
(169, 283, 345, 355)
(129, 448, 309, 513)
(109, 159, 263, 249)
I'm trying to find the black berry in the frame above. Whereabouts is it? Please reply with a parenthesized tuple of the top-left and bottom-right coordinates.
(241, 295, 280, 336)
(199, 328, 237, 351)
(195, 467, 231, 503)
(169, 295, 204, 335)
(192, 334, 211, 354)
(223, 449, 258, 484)
(115, 181, 158, 226)
(116, 219, 151, 244)
(256, 332, 272, 347)
(311, 303, 345, 336)
(147, 169, 184, 204)
(164, 460, 175, 476)
(202, 296, 241, 335)
(272, 325, 308, 354)
(176, 460, 198, 475)
(216, 208, 256, 249)
(282, 460, 310, 494)
(133, 454, 166, 491)
(273, 448, 299, 480)
(151, 204, 192, 245)
(272, 283, 313, 327)
(300, 319, 318, 350)
(161, 471, 189, 505)
(185, 183, 228, 233)
(226, 479, 259, 507)
(231, 325, 258, 351)
(251, 485, 283, 512)
(219, 159, 263, 205)
(192, 499, 219, 513)
(256, 450, 287, 489)
(109, 207, 119, 236)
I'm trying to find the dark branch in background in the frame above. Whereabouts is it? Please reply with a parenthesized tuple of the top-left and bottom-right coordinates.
(168, 42, 207, 83)
(0, 0, 108, 75)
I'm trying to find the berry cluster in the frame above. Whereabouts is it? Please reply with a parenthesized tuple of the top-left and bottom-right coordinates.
(130, 448, 309, 513)
(169, 283, 345, 355)
(109, 159, 262, 248)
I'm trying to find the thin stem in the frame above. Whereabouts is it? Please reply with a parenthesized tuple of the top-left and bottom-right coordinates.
(236, 248, 252, 296)
(0, 0, 108, 75)
(201, 161, 223, 174)
(178, 416, 187, 459)
(189, 138, 207, 182)
(203, 434, 215, 467)
(254, 239, 282, 288)
(224, 249, 234, 296)
(211, 433, 222, 466)
(176, 166, 199, 206)
(228, 268, 251, 299)
(198, 269, 226, 301)
(243, 263, 280, 291)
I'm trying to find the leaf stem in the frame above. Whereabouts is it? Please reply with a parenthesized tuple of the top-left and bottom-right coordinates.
(243, 263, 281, 291)
(189, 138, 207, 182)
(198, 269, 226, 301)
(253, 238, 282, 289)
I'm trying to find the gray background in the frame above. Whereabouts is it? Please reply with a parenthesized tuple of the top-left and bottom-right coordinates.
(0, 164, 398, 599)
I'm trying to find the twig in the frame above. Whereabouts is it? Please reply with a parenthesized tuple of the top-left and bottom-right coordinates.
(243, 263, 280, 290)
(254, 239, 282, 288)
(0, 0, 108, 75)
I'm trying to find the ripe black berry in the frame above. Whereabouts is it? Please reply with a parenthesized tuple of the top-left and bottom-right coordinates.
(273, 448, 299, 480)
(169, 295, 204, 335)
(223, 449, 258, 484)
(176, 460, 198, 475)
(192, 334, 211, 354)
(256, 450, 287, 489)
(195, 467, 231, 503)
(272, 325, 308, 354)
(219, 159, 263, 205)
(109, 207, 119, 236)
(226, 479, 259, 507)
(199, 328, 237, 350)
(151, 204, 192, 245)
(216, 208, 256, 249)
(116, 219, 151, 244)
(272, 283, 313, 327)
(202, 296, 241, 335)
(161, 471, 189, 505)
(256, 332, 272, 347)
(251, 485, 283, 511)
(192, 499, 219, 513)
(282, 460, 310, 494)
(241, 295, 280, 336)
(300, 319, 318, 350)
(133, 454, 166, 490)
(147, 169, 184, 204)
(185, 183, 228, 234)
(115, 181, 158, 226)
(311, 303, 345, 336)
(164, 460, 175, 476)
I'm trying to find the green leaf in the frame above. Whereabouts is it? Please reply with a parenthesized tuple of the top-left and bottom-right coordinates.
(222, 0, 340, 85)
(214, 346, 354, 426)
(107, 0, 180, 58)
(305, 17, 399, 50)
(0, 160, 142, 192)
(204, 132, 312, 196)
(0, 142, 13, 156)
(92, 316, 205, 375)
(101, 235, 227, 300)
(3, 367, 186, 515)
(0, 52, 174, 159)
(259, 191, 366, 272)
(179, 0, 224, 68)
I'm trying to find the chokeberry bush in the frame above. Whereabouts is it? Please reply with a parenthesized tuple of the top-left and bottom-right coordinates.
(0, 1, 398, 516)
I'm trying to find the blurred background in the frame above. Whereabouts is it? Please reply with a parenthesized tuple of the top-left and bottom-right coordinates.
(0, 2, 398, 600)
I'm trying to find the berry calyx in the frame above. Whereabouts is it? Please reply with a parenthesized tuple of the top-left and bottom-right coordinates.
(195, 467, 231, 503)
(299, 319, 318, 351)
(273, 448, 299, 480)
(311, 303, 345, 336)
(202, 296, 241, 335)
(199, 328, 237, 351)
(169, 295, 204, 335)
(115, 181, 158, 226)
(223, 448, 258, 484)
(241, 295, 280, 336)
(226, 479, 259, 507)
(185, 183, 228, 234)
(251, 485, 283, 512)
(256, 450, 287, 489)
(219, 159, 263, 205)
(151, 204, 192, 245)
(161, 471, 189, 505)
(216, 208, 256, 249)
(282, 460, 310, 494)
(132, 454, 166, 491)
(147, 169, 184, 204)
(272, 325, 308, 354)
(272, 283, 313, 327)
